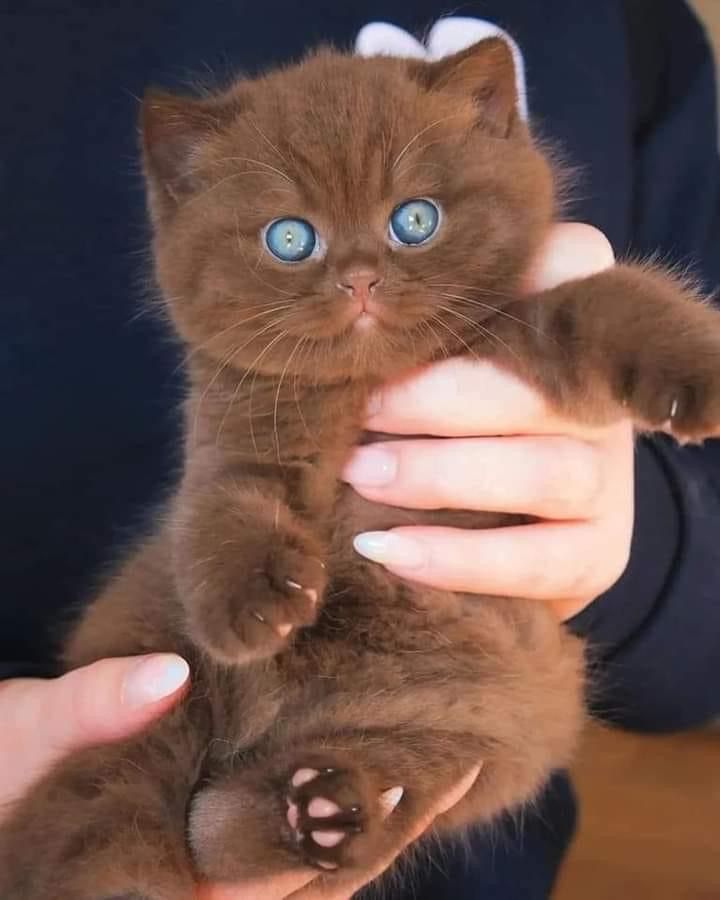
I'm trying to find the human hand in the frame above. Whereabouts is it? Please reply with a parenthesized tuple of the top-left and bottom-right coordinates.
(0, 653, 189, 816)
(198, 766, 481, 900)
(342, 223, 633, 621)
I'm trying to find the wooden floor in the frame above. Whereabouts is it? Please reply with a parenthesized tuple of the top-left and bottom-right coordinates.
(554, 8, 720, 899)
(553, 725, 720, 900)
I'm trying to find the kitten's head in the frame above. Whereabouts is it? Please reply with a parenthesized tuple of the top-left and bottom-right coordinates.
(142, 39, 554, 385)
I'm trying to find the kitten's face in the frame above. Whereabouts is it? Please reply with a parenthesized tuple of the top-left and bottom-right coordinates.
(143, 41, 554, 384)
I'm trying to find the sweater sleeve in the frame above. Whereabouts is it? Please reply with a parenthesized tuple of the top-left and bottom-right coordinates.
(569, 0, 720, 732)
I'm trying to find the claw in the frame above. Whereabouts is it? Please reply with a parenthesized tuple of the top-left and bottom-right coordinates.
(285, 580, 318, 605)
(380, 786, 404, 815)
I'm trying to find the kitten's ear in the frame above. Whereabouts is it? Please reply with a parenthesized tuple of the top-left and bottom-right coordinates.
(141, 89, 241, 210)
(409, 38, 519, 137)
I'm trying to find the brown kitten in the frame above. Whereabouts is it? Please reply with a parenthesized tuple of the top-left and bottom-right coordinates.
(3, 39, 720, 900)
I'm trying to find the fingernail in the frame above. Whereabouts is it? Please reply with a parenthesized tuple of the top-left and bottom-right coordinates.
(122, 654, 189, 709)
(353, 532, 425, 569)
(342, 446, 397, 487)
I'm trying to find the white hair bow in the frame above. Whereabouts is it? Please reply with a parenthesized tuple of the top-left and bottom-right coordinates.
(355, 17, 529, 121)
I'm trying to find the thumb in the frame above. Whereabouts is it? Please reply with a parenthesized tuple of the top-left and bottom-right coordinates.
(523, 222, 615, 293)
(0, 654, 189, 805)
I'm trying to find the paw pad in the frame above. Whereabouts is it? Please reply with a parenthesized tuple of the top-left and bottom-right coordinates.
(286, 766, 364, 869)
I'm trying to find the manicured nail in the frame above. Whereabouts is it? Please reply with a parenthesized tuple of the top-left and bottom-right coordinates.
(353, 532, 425, 569)
(122, 654, 189, 708)
(342, 446, 397, 487)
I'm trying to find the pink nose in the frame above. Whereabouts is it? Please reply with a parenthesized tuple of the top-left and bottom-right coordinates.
(337, 270, 383, 302)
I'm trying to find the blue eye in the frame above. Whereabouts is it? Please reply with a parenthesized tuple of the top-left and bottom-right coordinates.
(389, 198, 441, 246)
(264, 217, 317, 262)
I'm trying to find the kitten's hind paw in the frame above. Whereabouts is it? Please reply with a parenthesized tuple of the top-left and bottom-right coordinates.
(286, 766, 403, 870)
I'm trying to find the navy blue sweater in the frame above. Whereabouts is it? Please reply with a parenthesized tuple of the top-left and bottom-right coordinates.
(1, 2, 719, 895)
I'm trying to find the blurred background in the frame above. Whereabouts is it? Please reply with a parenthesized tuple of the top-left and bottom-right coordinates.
(554, 8, 720, 899)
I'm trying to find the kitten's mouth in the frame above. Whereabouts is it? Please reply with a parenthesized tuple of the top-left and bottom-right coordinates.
(353, 309, 377, 332)
(346, 295, 382, 333)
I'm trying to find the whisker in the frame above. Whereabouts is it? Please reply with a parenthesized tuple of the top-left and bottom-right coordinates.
(234, 215, 299, 298)
(392, 114, 464, 171)
(216, 328, 290, 447)
(272, 335, 305, 463)
(394, 161, 449, 182)
(427, 279, 511, 297)
(420, 318, 450, 361)
(436, 305, 522, 363)
(436, 291, 551, 342)
(185, 170, 290, 207)
(206, 155, 294, 184)
(179, 302, 295, 372)
(248, 120, 291, 169)
(292, 337, 316, 446)
(429, 312, 484, 363)
(193, 313, 294, 445)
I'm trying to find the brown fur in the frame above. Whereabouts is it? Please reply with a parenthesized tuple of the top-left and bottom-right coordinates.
(3, 40, 720, 899)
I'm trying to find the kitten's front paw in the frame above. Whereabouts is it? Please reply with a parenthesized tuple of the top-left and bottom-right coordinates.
(242, 546, 326, 647)
(624, 356, 720, 443)
(285, 765, 403, 871)
(192, 539, 327, 664)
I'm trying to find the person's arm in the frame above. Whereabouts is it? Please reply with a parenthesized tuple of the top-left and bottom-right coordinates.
(567, 0, 720, 731)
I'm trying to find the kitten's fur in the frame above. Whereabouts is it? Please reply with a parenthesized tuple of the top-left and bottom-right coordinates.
(3, 40, 720, 899)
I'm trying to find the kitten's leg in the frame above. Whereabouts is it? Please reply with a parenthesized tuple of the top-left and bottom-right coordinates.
(0, 710, 201, 900)
(188, 738, 463, 881)
(189, 594, 584, 881)
(175, 478, 327, 665)
(494, 264, 720, 440)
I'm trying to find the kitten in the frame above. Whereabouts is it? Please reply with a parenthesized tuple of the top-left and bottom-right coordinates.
(3, 38, 720, 900)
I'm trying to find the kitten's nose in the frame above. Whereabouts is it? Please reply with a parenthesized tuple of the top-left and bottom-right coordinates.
(337, 270, 383, 304)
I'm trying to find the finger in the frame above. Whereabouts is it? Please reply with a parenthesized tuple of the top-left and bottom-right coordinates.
(0, 655, 189, 808)
(291, 766, 481, 900)
(366, 358, 594, 438)
(0, 654, 189, 797)
(522, 222, 615, 293)
(342, 435, 605, 520)
(353, 522, 631, 609)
